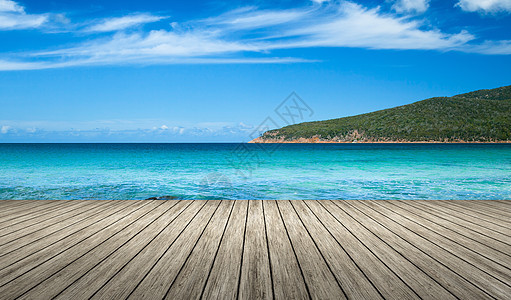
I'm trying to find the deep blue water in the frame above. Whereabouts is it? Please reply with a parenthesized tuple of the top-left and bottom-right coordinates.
(0, 143, 510, 199)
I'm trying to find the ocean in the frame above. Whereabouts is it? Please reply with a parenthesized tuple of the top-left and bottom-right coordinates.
(1, 143, 510, 200)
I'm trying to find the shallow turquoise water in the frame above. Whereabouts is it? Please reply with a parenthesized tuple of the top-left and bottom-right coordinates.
(0, 143, 510, 199)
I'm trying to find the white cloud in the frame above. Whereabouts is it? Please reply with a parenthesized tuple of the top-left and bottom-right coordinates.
(0, 0, 23, 12)
(277, 2, 473, 50)
(391, 0, 430, 13)
(463, 40, 511, 54)
(205, 6, 308, 30)
(0, 0, 48, 30)
(456, 0, 511, 13)
(1, 125, 11, 134)
(0, 0, 509, 70)
(84, 13, 168, 32)
(18, 2, 473, 66)
(0, 120, 257, 141)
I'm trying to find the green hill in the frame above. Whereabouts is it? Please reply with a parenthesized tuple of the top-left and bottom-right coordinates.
(252, 85, 511, 143)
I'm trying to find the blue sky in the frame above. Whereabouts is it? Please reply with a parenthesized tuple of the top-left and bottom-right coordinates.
(0, 0, 510, 142)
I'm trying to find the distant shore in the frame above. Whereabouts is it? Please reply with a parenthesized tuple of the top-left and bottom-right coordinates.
(249, 137, 511, 143)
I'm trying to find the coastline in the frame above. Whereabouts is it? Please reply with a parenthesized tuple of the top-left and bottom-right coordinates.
(249, 137, 511, 144)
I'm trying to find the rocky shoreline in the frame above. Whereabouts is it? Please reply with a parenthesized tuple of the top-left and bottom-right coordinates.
(249, 136, 511, 143)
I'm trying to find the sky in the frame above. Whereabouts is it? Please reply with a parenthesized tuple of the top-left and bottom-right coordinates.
(0, 0, 510, 142)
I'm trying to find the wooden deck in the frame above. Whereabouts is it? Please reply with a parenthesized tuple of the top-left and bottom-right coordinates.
(0, 200, 510, 300)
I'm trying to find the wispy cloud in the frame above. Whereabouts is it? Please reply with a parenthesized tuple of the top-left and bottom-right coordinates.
(0, 0, 510, 70)
(0, 0, 23, 12)
(0, 120, 256, 142)
(0, 125, 11, 134)
(0, 0, 48, 30)
(271, 2, 472, 50)
(456, 0, 511, 13)
(202, 6, 309, 30)
(391, 0, 430, 14)
(463, 39, 511, 54)
(84, 13, 168, 32)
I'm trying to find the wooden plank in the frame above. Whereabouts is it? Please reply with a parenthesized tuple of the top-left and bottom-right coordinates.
(344, 200, 489, 299)
(0, 200, 93, 237)
(0, 201, 105, 243)
(0, 200, 35, 212)
(263, 200, 309, 300)
(89, 201, 206, 300)
(164, 200, 235, 299)
(238, 200, 273, 300)
(201, 200, 248, 300)
(329, 200, 454, 300)
(0, 200, 70, 224)
(460, 200, 511, 216)
(51, 201, 190, 299)
(0, 201, 144, 286)
(306, 200, 417, 299)
(0, 200, 70, 226)
(465, 200, 511, 212)
(15, 201, 172, 300)
(399, 201, 511, 255)
(277, 200, 346, 300)
(413, 201, 511, 245)
(490, 200, 511, 208)
(0, 200, 56, 220)
(0, 200, 508, 300)
(127, 201, 221, 300)
(389, 200, 511, 269)
(0, 200, 118, 255)
(362, 200, 511, 299)
(372, 201, 511, 284)
(293, 201, 383, 300)
(428, 201, 511, 236)
(440, 201, 511, 225)
(0, 200, 19, 207)
(0, 201, 161, 298)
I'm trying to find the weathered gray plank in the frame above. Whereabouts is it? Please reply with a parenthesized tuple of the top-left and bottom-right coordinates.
(0, 200, 70, 226)
(0, 200, 93, 237)
(53, 201, 190, 299)
(0, 200, 119, 255)
(0, 200, 57, 221)
(293, 201, 383, 300)
(0, 201, 162, 299)
(0, 200, 144, 287)
(330, 200, 454, 300)
(164, 200, 235, 299)
(457, 200, 511, 216)
(238, 200, 273, 300)
(404, 200, 511, 253)
(201, 200, 248, 300)
(362, 200, 511, 299)
(414, 201, 511, 245)
(388, 200, 511, 269)
(90, 200, 206, 300)
(373, 201, 511, 285)
(306, 200, 417, 299)
(0, 200, 35, 212)
(429, 201, 511, 236)
(16, 201, 172, 300)
(0, 200, 508, 300)
(278, 200, 346, 300)
(346, 200, 490, 299)
(440, 201, 511, 225)
(127, 201, 221, 300)
(263, 200, 308, 300)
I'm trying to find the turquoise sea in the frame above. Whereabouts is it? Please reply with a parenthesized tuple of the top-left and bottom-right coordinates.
(0, 143, 510, 200)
